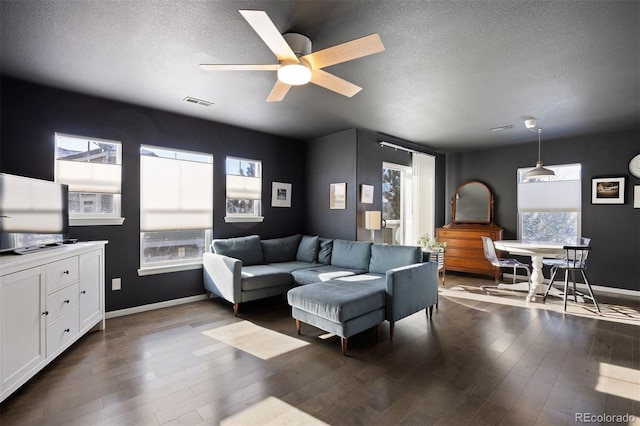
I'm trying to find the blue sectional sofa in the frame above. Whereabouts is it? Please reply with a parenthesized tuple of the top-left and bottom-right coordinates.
(203, 234, 438, 353)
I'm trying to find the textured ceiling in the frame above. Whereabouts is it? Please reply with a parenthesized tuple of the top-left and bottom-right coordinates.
(1, 1, 638, 152)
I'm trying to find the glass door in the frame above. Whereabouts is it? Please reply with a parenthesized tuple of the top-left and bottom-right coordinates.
(382, 163, 413, 245)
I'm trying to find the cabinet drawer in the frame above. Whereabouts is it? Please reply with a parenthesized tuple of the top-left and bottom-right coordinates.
(46, 283, 79, 325)
(445, 257, 494, 272)
(46, 257, 78, 293)
(47, 309, 79, 357)
(441, 239, 484, 250)
(438, 229, 498, 239)
(445, 247, 484, 258)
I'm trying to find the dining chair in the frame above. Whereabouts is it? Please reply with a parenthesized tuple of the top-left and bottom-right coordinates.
(480, 236, 531, 290)
(542, 238, 600, 313)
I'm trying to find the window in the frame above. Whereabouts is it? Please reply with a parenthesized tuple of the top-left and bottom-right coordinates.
(139, 145, 213, 275)
(517, 163, 582, 243)
(225, 157, 263, 223)
(55, 133, 123, 226)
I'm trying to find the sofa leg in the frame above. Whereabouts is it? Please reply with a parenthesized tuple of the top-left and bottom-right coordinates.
(389, 322, 395, 340)
(341, 337, 348, 355)
(233, 303, 239, 317)
(295, 319, 301, 335)
(427, 305, 434, 319)
(376, 323, 382, 338)
(206, 290, 211, 300)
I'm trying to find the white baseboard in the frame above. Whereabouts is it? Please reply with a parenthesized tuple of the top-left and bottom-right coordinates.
(105, 294, 209, 319)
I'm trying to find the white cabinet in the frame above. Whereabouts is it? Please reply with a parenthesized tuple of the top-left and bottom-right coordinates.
(0, 241, 106, 403)
(0, 266, 46, 394)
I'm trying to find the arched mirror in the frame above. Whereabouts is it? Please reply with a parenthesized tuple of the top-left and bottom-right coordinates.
(452, 181, 494, 224)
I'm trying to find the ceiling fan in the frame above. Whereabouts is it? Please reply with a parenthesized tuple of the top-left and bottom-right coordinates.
(200, 10, 385, 102)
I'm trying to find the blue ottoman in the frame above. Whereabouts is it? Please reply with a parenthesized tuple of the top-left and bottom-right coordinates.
(287, 278, 386, 355)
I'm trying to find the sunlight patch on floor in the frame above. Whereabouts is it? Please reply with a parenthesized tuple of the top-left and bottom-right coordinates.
(221, 396, 328, 425)
(595, 362, 640, 402)
(201, 321, 308, 360)
(439, 286, 640, 325)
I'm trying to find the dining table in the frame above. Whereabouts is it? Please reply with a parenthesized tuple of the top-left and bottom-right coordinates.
(492, 240, 574, 303)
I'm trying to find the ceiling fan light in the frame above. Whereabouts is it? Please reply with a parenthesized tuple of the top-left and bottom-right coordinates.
(277, 61, 311, 86)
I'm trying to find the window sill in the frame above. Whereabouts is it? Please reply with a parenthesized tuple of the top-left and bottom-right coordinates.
(70, 217, 125, 226)
(224, 216, 264, 223)
(137, 262, 202, 276)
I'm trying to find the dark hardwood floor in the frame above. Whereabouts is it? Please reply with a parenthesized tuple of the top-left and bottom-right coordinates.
(1, 273, 638, 425)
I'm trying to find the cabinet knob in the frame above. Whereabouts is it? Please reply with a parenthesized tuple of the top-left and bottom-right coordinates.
(80, 290, 86, 294)
(64, 299, 70, 304)
(42, 310, 49, 316)
(63, 270, 70, 275)
(64, 328, 70, 333)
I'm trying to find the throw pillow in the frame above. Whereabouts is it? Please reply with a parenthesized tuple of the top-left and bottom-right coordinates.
(318, 238, 333, 264)
(296, 235, 319, 263)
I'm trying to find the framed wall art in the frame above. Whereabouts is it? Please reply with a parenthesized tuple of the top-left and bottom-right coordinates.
(360, 184, 374, 204)
(591, 177, 625, 204)
(330, 183, 346, 209)
(271, 182, 292, 207)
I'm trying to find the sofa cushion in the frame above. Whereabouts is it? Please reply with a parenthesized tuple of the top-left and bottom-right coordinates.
(287, 280, 386, 322)
(296, 235, 319, 263)
(267, 261, 317, 273)
(213, 235, 263, 266)
(369, 245, 422, 274)
(318, 238, 333, 264)
(240, 265, 292, 291)
(260, 234, 302, 263)
(291, 265, 366, 285)
(331, 239, 372, 271)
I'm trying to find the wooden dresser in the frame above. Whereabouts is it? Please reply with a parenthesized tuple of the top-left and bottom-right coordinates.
(437, 223, 503, 282)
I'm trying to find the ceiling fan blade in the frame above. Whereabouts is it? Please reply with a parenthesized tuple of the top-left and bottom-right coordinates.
(239, 10, 298, 62)
(267, 80, 292, 102)
(310, 69, 362, 97)
(302, 33, 385, 69)
(200, 64, 279, 71)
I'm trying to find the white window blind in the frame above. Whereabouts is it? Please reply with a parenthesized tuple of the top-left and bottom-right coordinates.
(56, 161, 121, 193)
(517, 180, 581, 211)
(226, 174, 261, 200)
(140, 147, 213, 231)
(55, 133, 122, 194)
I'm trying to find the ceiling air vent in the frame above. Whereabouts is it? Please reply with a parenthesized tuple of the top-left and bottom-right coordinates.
(183, 96, 214, 107)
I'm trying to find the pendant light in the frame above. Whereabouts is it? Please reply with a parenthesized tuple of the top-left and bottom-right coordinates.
(524, 119, 554, 178)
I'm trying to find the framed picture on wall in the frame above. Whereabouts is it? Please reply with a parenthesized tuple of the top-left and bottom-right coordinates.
(271, 182, 292, 207)
(330, 183, 346, 209)
(591, 177, 625, 204)
(360, 184, 374, 204)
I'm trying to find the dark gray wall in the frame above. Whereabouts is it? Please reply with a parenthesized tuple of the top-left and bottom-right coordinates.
(446, 129, 640, 291)
(0, 76, 307, 311)
(305, 129, 358, 239)
(305, 128, 446, 242)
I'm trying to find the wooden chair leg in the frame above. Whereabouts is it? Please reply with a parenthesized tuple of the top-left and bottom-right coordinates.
(295, 319, 301, 335)
(341, 337, 348, 355)
(233, 303, 239, 317)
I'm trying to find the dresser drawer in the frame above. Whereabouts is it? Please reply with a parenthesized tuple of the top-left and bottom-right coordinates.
(441, 238, 484, 250)
(445, 257, 493, 272)
(47, 309, 79, 357)
(46, 257, 78, 293)
(46, 283, 79, 325)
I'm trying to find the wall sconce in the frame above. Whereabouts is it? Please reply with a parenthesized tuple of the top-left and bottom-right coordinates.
(365, 210, 382, 241)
